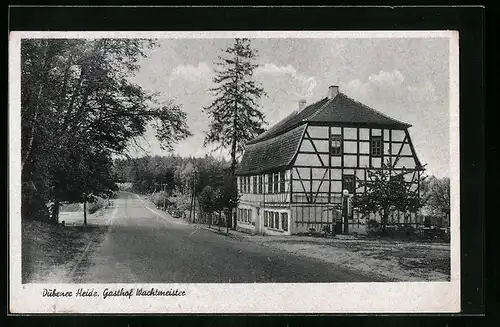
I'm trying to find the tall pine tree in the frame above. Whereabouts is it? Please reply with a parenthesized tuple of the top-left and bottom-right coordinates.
(203, 38, 267, 227)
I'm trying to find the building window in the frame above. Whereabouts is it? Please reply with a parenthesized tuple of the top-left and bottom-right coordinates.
(281, 212, 288, 231)
(279, 171, 286, 193)
(267, 173, 273, 193)
(371, 135, 383, 157)
(330, 134, 342, 156)
(342, 175, 356, 194)
(258, 175, 263, 194)
(273, 173, 279, 194)
(263, 210, 290, 231)
(253, 176, 257, 194)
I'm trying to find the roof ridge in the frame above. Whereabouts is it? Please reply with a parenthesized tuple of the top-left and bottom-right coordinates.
(250, 110, 298, 143)
(339, 93, 411, 127)
(307, 96, 334, 120)
(247, 97, 327, 145)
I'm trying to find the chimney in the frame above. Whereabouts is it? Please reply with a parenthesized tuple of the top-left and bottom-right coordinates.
(298, 99, 307, 112)
(328, 85, 339, 99)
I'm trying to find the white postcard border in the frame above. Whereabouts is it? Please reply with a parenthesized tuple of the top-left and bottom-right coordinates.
(9, 30, 460, 314)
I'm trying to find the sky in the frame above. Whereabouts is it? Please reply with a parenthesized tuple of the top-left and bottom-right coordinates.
(127, 37, 451, 178)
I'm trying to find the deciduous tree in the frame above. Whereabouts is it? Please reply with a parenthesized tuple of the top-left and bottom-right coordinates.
(21, 39, 191, 223)
(353, 161, 425, 232)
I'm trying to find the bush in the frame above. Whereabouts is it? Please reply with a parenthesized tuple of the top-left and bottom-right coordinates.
(87, 198, 106, 214)
(404, 225, 415, 236)
(169, 191, 192, 212)
(150, 191, 171, 209)
(366, 219, 381, 235)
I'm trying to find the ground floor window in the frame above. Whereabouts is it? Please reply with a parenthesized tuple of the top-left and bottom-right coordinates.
(264, 210, 289, 232)
(238, 208, 253, 225)
(281, 212, 288, 231)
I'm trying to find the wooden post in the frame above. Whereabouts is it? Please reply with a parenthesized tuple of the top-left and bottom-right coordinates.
(218, 211, 221, 232)
(83, 199, 87, 226)
(343, 196, 349, 234)
(52, 200, 60, 225)
(163, 184, 166, 211)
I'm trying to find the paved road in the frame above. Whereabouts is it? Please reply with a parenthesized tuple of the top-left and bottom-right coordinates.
(73, 191, 380, 283)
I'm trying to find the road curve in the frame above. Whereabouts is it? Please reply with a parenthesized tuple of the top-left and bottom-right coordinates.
(72, 191, 382, 283)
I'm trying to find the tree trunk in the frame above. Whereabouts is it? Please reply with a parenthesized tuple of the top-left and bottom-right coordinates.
(22, 42, 52, 169)
(83, 200, 87, 226)
(52, 200, 60, 225)
(382, 208, 389, 232)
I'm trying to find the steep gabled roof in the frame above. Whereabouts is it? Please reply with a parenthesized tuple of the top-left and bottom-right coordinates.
(237, 91, 412, 175)
(235, 124, 306, 175)
(248, 98, 329, 145)
(247, 92, 410, 145)
(309, 93, 411, 127)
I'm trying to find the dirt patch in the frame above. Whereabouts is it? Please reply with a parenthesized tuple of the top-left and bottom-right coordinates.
(243, 235, 450, 282)
(22, 220, 108, 283)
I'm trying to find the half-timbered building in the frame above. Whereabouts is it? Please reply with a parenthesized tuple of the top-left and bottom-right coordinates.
(235, 85, 424, 235)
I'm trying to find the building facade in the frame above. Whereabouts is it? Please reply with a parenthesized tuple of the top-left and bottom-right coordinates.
(235, 85, 424, 235)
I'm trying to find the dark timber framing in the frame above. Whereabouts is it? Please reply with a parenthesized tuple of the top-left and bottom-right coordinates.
(236, 110, 422, 235)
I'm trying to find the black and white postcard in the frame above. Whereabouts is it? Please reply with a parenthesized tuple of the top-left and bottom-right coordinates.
(9, 30, 460, 313)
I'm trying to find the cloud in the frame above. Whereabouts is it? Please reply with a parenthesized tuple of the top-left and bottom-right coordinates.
(343, 70, 448, 178)
(254, 63, 317, 126)
(343, 70, 438, 114)
(169, 62, 213, 83)
(368, 69, 405, 87)
(127, 62, 217, 159)
(255, 63, 317, 99)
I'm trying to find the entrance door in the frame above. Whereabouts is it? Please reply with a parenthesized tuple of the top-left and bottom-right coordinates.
(342, 174, 356, 194)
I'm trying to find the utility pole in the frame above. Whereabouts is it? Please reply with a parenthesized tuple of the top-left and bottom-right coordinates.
(189, 167, 197, 223)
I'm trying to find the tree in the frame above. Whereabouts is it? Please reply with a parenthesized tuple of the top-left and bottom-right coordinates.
(21, 39, 191, 223)
(353, 161, 425, 232)
(203, 38, 267, 227)
(199, 185, 217, 226)
(422, 176, 450, 226)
